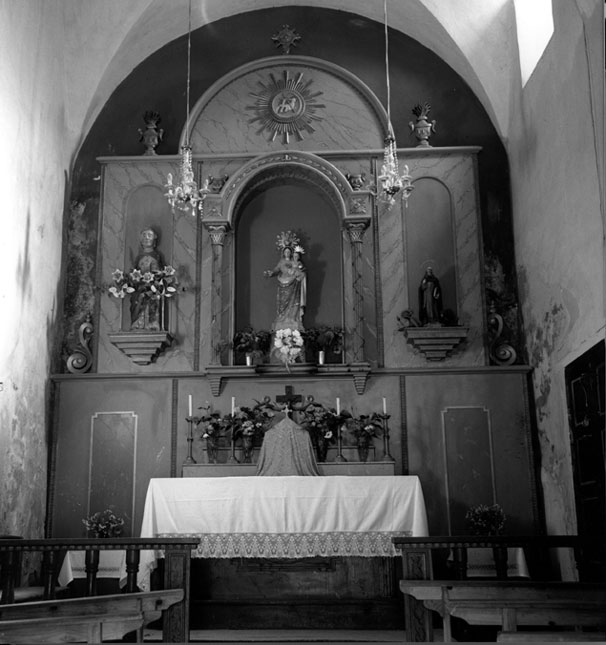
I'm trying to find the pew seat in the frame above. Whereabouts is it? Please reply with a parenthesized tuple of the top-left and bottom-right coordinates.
(399, 580, 606, 642)
(0, 588, 183, 643)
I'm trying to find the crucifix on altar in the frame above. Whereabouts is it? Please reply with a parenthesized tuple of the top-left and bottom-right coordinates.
(256, 385, 319, 476)
(274, 385, 314, 422)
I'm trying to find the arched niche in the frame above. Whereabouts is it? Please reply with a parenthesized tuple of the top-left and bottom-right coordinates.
(233, 166, 344, 337)
(202, 151, 372, 368)
(405, 177, 457, 319)
(123, 184, 173, 331)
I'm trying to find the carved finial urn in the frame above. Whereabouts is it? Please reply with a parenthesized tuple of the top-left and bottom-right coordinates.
(409, 103, 436, 147)
(139, 111, 164, 155)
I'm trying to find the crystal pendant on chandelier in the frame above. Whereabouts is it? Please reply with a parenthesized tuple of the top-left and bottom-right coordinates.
(378, 134, 413, 207)
(165, 145, 209, 214)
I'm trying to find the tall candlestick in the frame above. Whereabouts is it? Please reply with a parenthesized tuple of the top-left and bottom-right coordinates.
(336, 398, 340, 415)
(382, 397, 387, 415)
(188, 395, 193, 417)
(231, 397, 235, 416)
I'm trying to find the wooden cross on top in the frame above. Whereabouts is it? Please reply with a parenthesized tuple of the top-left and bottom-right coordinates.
(276, 386, 303, 415)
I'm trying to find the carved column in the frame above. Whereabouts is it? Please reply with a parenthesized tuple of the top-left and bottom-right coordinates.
(205, 224, 229, 365)
(346, 221, 369, 364)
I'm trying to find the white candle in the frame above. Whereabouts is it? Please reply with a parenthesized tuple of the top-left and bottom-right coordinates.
(382, 398, 387, 415)
(188, 395, 193, 417)
(336, 398, 340, 415)
(231, 397, 235, 416)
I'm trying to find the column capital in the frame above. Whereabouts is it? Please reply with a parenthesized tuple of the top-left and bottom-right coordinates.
(204, 222, 229, 246)
(345, 220, 369, 244)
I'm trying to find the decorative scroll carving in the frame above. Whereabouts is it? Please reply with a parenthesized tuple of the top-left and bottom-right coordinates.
(488, 304, 517, 365)
(66, 314, 94, 374)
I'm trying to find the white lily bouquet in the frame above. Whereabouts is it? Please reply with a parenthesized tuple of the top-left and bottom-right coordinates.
(274, 328, 304, 366)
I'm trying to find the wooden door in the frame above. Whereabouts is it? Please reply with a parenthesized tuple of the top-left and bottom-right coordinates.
(565, 340, 605, 580)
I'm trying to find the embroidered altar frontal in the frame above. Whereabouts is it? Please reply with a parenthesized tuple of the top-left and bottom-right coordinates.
(141, 475, 429, 558)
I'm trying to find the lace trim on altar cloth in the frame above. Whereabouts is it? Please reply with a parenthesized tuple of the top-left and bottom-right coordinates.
(156, 531, 413, 558)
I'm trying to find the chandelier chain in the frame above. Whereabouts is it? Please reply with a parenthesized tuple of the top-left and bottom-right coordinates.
(384, 0, 392, 135)
(185, 0, 192, 146)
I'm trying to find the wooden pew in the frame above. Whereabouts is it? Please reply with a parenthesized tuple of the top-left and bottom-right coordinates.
(392, 535, 606, 643)
(0, 537, 200, 642)
(398, 580, 606, 642)
(0, 588, 183, 643)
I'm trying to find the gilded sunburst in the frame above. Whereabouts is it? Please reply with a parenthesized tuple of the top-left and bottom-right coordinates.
(247, 70, 325, 144)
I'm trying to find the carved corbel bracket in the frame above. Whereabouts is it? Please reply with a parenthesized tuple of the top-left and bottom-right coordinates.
(348, 362, 371, 394)
(108, 331, 173, 365)
(204, 365, 256, 397)
(403, 327, 468, 361)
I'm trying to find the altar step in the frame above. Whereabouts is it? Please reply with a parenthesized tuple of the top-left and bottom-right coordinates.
(143, 628, 435, 642)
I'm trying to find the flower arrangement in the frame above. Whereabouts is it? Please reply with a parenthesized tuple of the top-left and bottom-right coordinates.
(274, 328, 304, 364)
(233, 327, 272, 360)
(108, 266, 178, 301)
(196, 406, 227, 442)
(465, 503, 506, 536)
(82, 508, 124, 538)
(345, 413, 383, 443)
(303, 326, 344, 355)
(300, 402, 338, 445)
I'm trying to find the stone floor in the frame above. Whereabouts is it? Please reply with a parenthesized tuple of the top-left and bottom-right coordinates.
(143, 628, 447, 643)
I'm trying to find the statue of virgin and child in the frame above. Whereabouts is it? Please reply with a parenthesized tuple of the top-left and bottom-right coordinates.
(264, 231, 307, 363)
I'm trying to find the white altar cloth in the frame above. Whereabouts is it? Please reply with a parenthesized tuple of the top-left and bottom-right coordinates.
(135, 475, 428, 588)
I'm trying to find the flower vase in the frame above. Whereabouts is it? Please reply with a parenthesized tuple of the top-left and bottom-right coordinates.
(357, 436, 371, 462)
(318, 350, 325, 365)
(245, 353, 253, 367)
(315, 439, 329, 462)
(242, 436, 254, 463)
(206, 438, 219, 464)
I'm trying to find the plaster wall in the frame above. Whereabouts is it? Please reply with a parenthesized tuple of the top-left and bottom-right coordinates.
(0, 2, 72, 538)
(508, 0, 605, 537)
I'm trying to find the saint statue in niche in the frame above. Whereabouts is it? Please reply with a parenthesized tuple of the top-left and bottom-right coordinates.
(418, 266, 443, 326)
(130, 227, 164, 331)
(264, 233, 307, 332)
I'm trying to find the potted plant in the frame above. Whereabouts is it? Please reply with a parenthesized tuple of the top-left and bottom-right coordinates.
(233, 327, 271, 365)
(231, 404, 270, 463)
(196, 405, 228, 464)
(465, 503, 506, 536)
(300, 402, 337, 462)
(303, 326, 344, 364)
(465, 503, 508, 578)
(345, 413, 382, 462)
(82, 508, 125, 538)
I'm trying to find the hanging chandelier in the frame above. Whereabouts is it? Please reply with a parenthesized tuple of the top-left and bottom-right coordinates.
(377, 0, 413, 208)
(165, 0, 209, 214)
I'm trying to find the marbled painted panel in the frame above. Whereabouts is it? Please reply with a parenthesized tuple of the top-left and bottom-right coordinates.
(98, 161, 196, 372)
(89, 412, 137, 535)
(378, 198, 408, 366)
(381, 152, 486, 367)
(406, 371, 537, 535)
(190, 64, 383, 154)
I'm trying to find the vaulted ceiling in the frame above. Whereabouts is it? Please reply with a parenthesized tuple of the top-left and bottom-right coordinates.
(64, 0, 523, 147)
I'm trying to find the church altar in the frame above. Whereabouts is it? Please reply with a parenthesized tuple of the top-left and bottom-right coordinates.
(135, 475, 428, 589)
